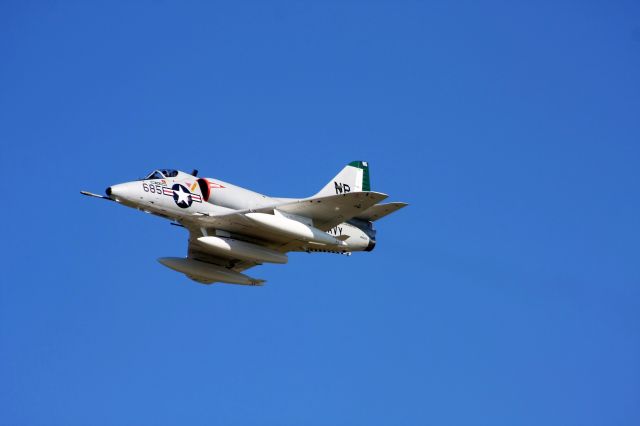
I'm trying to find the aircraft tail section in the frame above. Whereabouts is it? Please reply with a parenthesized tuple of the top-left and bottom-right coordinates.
(315, 161, 370, 197)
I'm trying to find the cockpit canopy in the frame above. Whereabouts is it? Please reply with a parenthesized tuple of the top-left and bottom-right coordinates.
(143, 169, 179, 180)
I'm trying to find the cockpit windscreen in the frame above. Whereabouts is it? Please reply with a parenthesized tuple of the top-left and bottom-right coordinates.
(144, 169, 179, 180)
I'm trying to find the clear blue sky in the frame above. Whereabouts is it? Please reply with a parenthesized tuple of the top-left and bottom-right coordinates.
(1, 1, 639, 425)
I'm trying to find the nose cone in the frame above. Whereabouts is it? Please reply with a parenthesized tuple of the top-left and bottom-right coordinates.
(107, 183, 135, 203)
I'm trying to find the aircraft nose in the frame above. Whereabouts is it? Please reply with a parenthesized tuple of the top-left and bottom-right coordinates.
(107, 183, 131, 202)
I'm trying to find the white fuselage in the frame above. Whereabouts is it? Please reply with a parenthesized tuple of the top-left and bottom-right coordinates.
(107, 171, 375, 253)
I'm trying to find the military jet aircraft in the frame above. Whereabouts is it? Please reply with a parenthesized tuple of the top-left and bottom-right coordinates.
(81, 161, 407, 286)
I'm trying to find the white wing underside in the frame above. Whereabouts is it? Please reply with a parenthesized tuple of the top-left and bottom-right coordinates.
(178, 191, 388, 284)
(181, 191, 388, 232)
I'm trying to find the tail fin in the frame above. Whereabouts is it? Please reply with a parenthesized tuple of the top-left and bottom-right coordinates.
(315, 161, 371, 197)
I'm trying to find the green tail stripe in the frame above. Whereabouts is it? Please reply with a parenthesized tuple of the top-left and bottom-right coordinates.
(349, 161, 371, 191)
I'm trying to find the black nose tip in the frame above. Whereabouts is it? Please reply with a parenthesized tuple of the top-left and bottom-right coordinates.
(106, 187, 112, 196)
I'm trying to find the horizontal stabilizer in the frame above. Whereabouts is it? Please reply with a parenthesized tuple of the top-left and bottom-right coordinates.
(355, 202, 408, 222)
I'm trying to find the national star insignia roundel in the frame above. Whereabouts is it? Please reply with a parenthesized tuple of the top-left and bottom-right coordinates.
(172, 183, 193, 208)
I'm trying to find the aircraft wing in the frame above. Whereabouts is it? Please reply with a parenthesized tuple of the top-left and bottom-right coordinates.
(163, 192, 390, 285)
(264, 191, 388, 230)
(182, 227, 300, 285)
(181, 191, 388, 233)
(185, 236, 258, 284)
